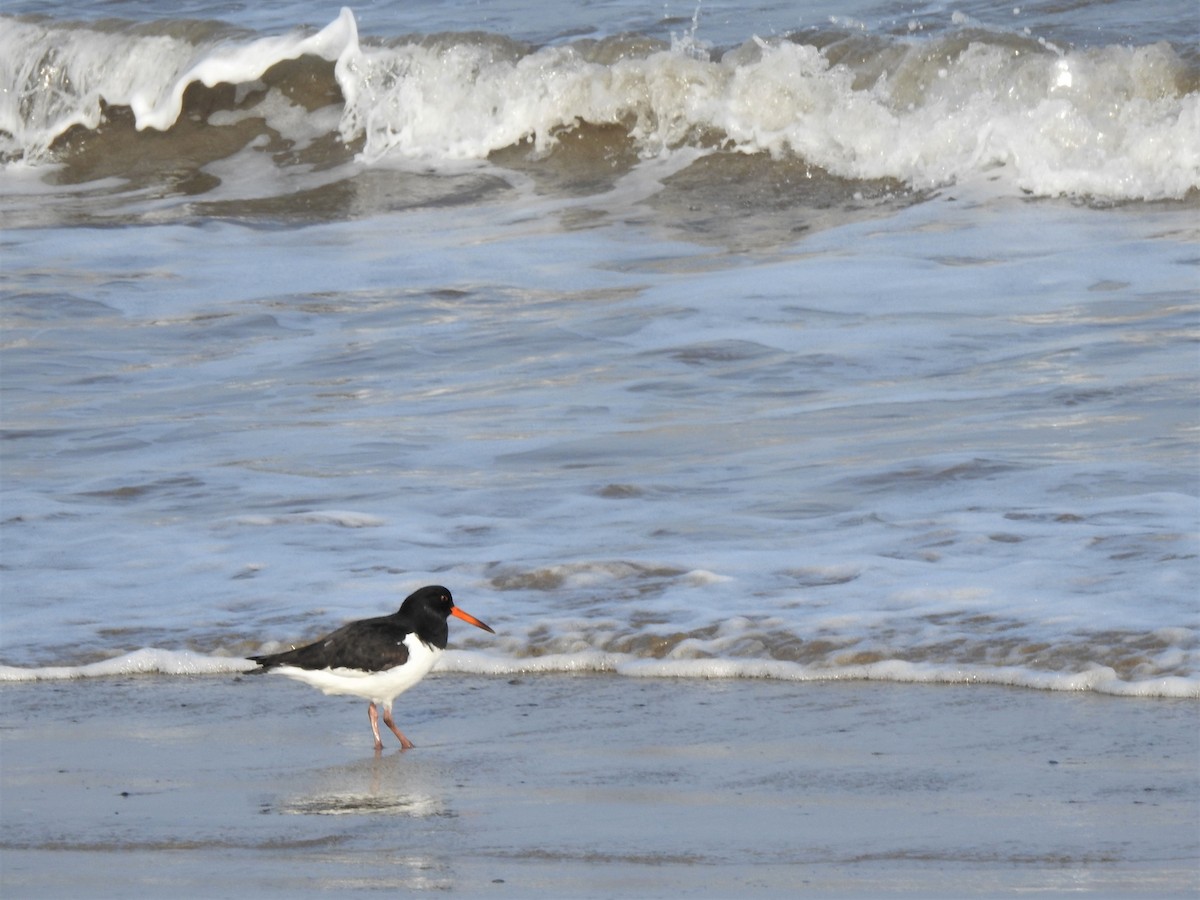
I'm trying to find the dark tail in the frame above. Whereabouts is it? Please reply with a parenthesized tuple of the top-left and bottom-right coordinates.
(246, 642, 325, 670)
(244, 655, 273, 673)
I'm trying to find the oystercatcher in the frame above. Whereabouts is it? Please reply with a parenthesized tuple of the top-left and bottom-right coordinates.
(248, 585, 494, 751)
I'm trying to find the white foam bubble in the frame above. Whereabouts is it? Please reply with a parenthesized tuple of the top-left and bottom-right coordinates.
(232, 511, 387, 528)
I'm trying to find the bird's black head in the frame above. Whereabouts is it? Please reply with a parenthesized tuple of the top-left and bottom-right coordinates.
(400, 585, 455, 617)
(400, 585, 495, 635)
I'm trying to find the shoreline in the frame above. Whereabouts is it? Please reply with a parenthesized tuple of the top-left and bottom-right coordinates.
(1, 673, 1197, 898)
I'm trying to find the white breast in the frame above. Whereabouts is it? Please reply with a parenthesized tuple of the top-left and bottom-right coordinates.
(272, 632, 441, 707)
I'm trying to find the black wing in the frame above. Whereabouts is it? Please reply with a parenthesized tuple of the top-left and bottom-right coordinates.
(249, 616, 411, 672)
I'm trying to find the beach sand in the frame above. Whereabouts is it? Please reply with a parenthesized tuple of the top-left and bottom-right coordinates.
(1, 673, 1196, 898)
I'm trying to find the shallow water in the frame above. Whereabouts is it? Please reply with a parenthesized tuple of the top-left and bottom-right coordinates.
(1, 675, 1197, 897)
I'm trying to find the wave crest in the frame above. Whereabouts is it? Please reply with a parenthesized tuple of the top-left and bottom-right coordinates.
(2, 9, 1197, 202)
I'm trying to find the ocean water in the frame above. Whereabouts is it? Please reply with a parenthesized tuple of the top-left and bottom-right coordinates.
(1, 0, 1197, 697)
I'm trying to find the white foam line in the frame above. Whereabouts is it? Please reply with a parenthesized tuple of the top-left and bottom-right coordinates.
(438, 651, 1200, 698)
(0, 648, 257, 681)
(4, 648, 1195, 699)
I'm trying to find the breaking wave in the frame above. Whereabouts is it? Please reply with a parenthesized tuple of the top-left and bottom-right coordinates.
(2, 7, 1197, 200)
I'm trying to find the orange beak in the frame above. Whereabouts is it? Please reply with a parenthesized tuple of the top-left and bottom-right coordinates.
(451, 605, 495, 634)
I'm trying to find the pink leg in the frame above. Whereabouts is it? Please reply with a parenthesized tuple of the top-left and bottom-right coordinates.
(382, 705, 415, 750)
(367, 702, 384, 752)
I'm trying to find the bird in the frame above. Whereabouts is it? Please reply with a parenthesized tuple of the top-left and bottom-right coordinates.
(247, 585, 494, 751)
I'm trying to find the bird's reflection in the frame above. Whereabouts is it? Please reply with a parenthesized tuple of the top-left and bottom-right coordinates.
(276, 752, 452, 817)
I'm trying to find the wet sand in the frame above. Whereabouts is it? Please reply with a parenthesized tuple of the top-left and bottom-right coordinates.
(1, 673, 1197, 898)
